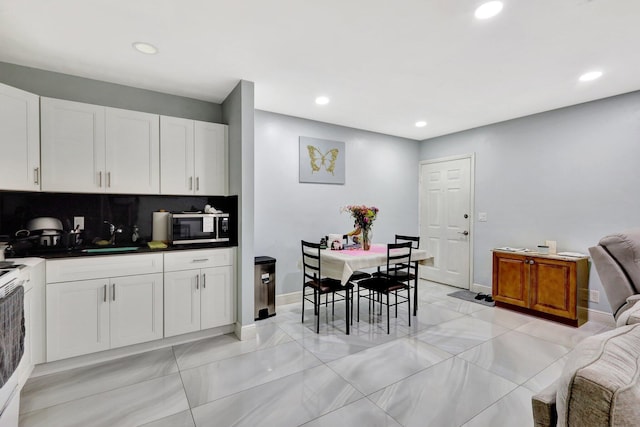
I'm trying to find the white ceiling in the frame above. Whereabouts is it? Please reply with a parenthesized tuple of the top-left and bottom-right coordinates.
(1, 0, 639, 140)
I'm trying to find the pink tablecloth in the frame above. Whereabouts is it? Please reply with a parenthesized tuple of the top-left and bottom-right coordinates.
(321, 244, 433, 284)
(337, 244, 387, 256)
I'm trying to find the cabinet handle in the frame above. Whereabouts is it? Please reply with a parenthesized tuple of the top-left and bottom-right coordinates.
(196, 177, 200, 191)
(103, 284, 107, 302)
(189, 177, 193, 190)
(192, 258, 209, 263)
(112, 283, 116, 301)
(196, 275, 199, 290)
(107, 172, 111, 188)
(99, 171, 102, 187)
(34, 167, 39, 185)
(203, 273, 206, 289)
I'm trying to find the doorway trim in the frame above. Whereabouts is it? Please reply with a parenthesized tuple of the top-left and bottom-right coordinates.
(419, 153, 475, 289)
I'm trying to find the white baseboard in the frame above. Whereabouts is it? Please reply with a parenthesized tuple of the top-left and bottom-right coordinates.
(470, 283, 615, 327)
(276, 291, 301, 306)
(32, 324, 235, 377)
(235, 322, 257, 341)
(587, 308, 615, 327)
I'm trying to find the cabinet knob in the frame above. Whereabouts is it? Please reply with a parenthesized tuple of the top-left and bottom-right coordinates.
(529, 260, 535, 265)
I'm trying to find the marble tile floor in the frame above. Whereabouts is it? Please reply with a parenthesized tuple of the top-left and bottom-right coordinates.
(19, 281, 613, 427)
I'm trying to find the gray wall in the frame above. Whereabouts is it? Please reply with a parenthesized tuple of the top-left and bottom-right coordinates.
(254, 110, 420, 295)
(420, 91, 640, 313)
(223, 80, 255, 329)
(0, 61, 221, 122)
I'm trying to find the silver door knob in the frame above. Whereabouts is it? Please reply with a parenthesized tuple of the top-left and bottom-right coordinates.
(458, 231, 469, 236)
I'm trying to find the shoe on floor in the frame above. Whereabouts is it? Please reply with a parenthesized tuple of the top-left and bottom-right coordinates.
(474, 293, 486, 300)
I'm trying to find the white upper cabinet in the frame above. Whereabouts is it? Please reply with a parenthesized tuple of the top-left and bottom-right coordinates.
(41, 97, 160, 194)
(41, 98, 105, 193)
(160, 116, 228, 195)
(105, 107, 159, 194)
(160, 116, 195, 195)
(194, 121, 228, 196)
(0, 83, 40, 191)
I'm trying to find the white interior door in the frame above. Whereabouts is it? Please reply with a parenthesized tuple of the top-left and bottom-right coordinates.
(419, 156, 473, 288)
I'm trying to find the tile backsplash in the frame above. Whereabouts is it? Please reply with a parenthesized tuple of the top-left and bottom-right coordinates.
(0, 191, 237, 247)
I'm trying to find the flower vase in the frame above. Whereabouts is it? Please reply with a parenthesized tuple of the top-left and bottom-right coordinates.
(362, 229, 371, 251)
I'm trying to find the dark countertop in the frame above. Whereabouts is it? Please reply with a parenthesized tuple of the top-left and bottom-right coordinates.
(9, 242, 235, 259)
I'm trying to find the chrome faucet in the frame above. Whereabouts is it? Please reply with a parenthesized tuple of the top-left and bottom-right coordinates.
(104, 221, 123, 245)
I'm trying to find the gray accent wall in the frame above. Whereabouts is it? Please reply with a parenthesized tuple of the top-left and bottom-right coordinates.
(223, 80, 255, 328)
(255, 110, 420, 295)
(420, 90, 640, 314)
(0, 61, 221, 122)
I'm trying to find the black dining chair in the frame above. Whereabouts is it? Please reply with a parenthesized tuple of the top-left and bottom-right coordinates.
(357, 242, 412, 333)
(374, 234, 420, 316)
(341, 234, 373, 324)
(301, 240, 353, 334)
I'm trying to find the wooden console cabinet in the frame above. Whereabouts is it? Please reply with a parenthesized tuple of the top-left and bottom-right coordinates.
(492, 250, 589, 326)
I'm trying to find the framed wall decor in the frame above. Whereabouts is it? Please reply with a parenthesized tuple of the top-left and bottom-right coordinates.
(299, 136, 345, 184)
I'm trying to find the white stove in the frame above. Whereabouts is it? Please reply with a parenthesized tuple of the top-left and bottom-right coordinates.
(0, 262, 25, 427)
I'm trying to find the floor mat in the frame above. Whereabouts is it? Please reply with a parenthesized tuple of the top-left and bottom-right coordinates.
(447, 290, 495, 307)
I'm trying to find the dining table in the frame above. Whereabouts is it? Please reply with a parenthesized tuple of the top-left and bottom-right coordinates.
(320, 243, 434, 316)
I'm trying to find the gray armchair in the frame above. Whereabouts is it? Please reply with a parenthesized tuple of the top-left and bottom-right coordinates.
(589, 228, 640, 326)
(531, 229, 640, 426)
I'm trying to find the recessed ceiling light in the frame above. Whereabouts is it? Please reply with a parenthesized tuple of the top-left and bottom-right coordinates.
(315, 96, 330, 105)
(578, 70, 603, 82)
(132, 42, 158, 55)
(475, 1, 504, 20)
(415, 121, 428, 128)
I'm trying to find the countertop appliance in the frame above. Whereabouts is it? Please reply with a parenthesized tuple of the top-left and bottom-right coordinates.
(0, 262, 25, 427)
(169, 212, 230, 245)
(25, 217, 63, 247)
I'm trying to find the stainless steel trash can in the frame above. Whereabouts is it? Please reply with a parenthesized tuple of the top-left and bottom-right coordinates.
(254, 256, 276, 320)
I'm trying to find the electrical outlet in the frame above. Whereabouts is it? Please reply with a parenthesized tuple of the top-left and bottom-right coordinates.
(589, 290, 600, 303)
(73, 216, 85, 230)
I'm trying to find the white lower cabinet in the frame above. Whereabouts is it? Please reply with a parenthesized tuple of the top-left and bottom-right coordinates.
(16, 259, 45, 385)
(46, 254, 163, 362)
(44, 249, 234, 361)
(164, 249, 235, 338)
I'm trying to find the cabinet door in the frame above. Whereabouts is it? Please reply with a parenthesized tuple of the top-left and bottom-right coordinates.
(194, 121, 228, 195)
(109, 273, 163, 348)
(41, 98, 106, 193)
(105, 107, 160, 194)
(200, 266, 235, 329)
(164, 270, 201, 337)
(160, 116, 194, 195)
(529, 258, 577, 319)
(46, 279, 110, 361)
(492, 252, 529, 308)
(0, 83, 40, 191)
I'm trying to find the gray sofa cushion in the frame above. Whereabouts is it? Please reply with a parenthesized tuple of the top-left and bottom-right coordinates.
(599, 229, 640, 293)
(556, 323, 640, 426)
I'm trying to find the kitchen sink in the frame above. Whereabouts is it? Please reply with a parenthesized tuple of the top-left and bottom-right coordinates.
(82, 246, 140, 254)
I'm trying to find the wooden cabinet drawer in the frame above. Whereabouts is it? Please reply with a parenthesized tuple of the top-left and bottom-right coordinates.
(164, 248, 233, 272)
(46, 253, 163, 283)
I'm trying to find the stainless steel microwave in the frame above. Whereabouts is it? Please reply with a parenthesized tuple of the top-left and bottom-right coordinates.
(168, 213, 230, 245)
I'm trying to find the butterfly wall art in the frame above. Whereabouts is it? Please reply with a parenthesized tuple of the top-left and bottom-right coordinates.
(299, 136, 345, 184)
